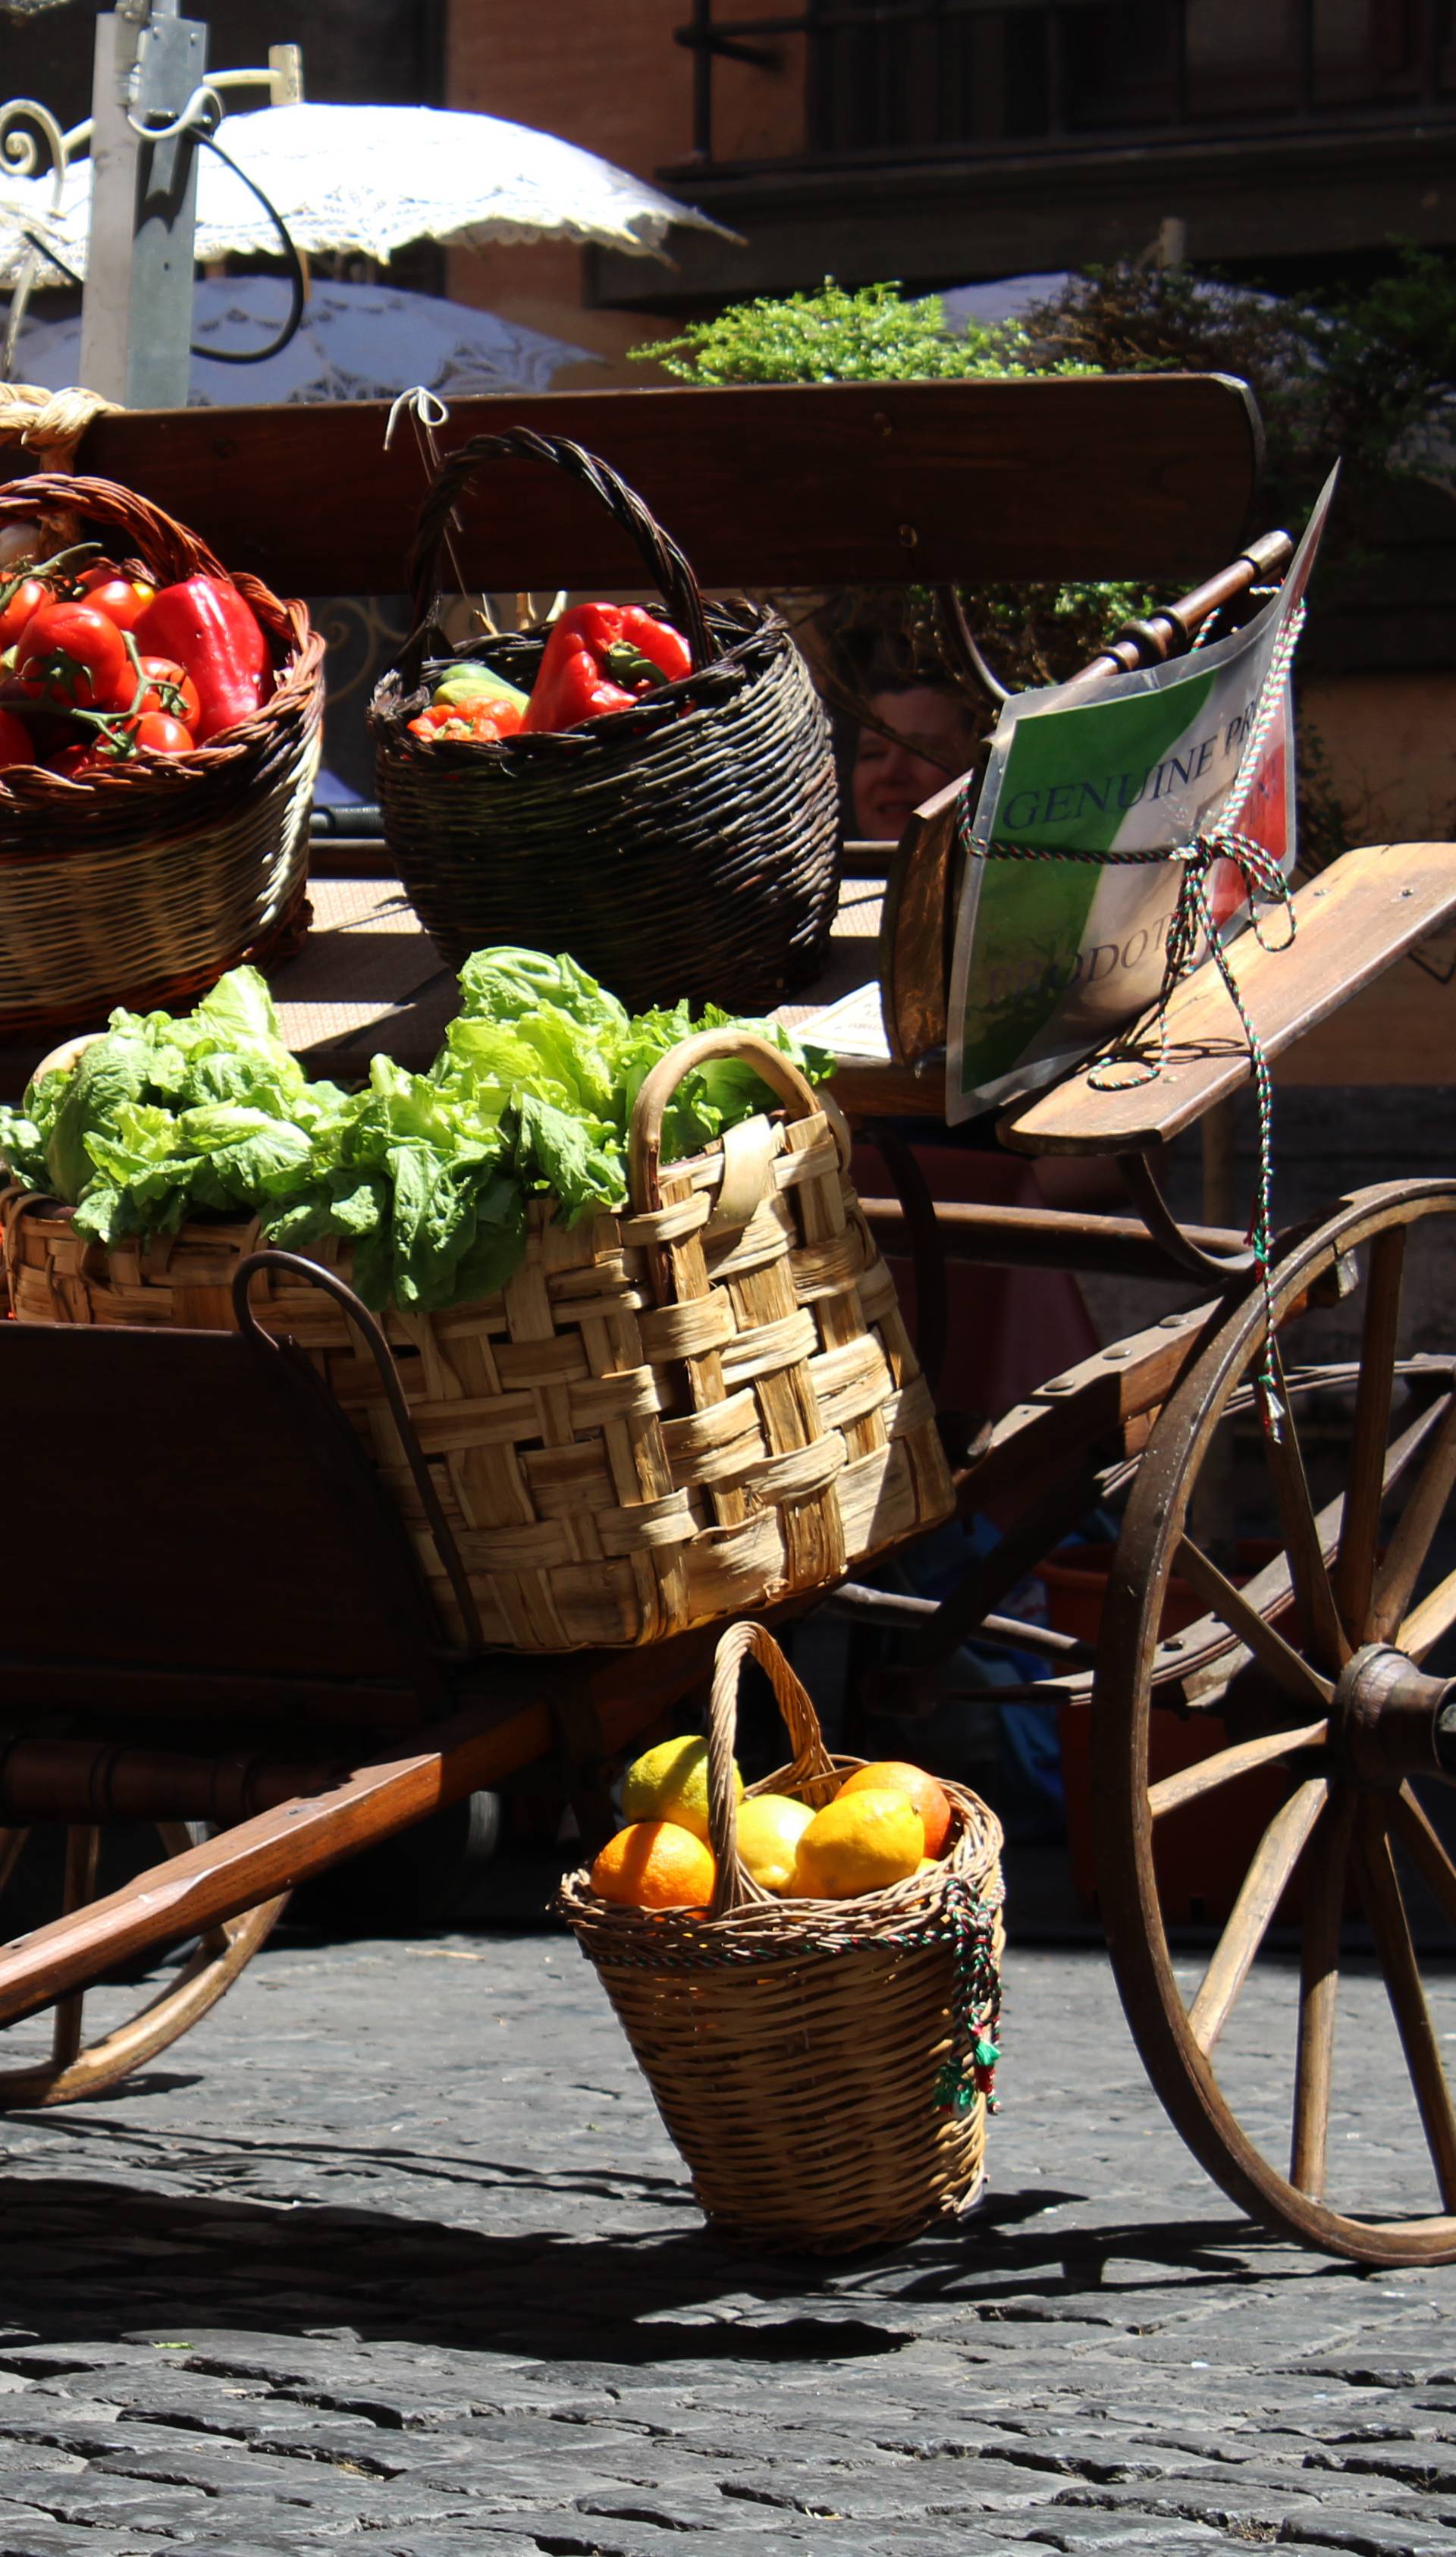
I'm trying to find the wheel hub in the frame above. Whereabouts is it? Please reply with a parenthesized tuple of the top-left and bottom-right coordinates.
(1330, 1642, 1456, 1788)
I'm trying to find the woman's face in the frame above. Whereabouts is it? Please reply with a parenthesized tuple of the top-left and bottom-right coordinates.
(850, 686, 976, 842)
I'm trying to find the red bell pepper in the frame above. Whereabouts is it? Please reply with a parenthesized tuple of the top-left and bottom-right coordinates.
(520, 602, 692, 735)
(133, 577, 272, 743)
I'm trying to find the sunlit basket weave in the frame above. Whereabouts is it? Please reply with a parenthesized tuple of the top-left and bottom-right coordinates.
(558, 1621, 1005, 2253)
(0, 472, 323, 1042)
(369, 428, 840, 1016)
(2, 1029, 952, 1653)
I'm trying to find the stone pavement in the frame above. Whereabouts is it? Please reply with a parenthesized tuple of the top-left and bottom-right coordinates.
(0, 1873, 1453, 2557)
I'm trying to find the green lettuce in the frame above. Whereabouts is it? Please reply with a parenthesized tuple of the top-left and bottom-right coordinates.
(0, 949, 830, 1312)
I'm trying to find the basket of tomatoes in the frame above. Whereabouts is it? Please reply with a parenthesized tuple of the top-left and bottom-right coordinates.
(0, 472, 323, 1044)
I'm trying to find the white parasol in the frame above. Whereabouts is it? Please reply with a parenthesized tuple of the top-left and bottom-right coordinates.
(9, 275, 601, 404)
(0, 101, 730, 287)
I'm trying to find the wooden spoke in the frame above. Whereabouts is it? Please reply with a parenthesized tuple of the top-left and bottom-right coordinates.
(1353, 1804, 1456, 2210)
(1291, 1787, 1357, 2201)
(52, 1826, 101, 2075)
(1389, 1786, 1456, 1933)
(1164, 1389, 1454, 1705)
(1174, 1536, 1333, 1708)
(1374, 1391, 1456, 1643)
(1148, 1719, 1329, 1820)
(1334, 1227, 1406, 1644)
(1188, 1775, 1327, 2056)
(1399, 1565, 1456, 1666)
(1262, 1344, 1351, 1671)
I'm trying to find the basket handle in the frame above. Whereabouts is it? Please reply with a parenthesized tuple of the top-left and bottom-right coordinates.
(706, 1620, 839, 1916)
(397, 427, 717, 695)
(0, 472, 234, 585)
(627, 1028, 823, 1216)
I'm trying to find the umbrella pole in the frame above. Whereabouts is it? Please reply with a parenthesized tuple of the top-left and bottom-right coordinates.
(79, 1, 207, 408)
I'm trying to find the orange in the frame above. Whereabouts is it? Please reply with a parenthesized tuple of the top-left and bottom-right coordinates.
(589, 1819, 715, 1910)
(792, 1787, 924, 1900)
(839, 1759, 953, 1859)
(735, 1793, 815, 1895)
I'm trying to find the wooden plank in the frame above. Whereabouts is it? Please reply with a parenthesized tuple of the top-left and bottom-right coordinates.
(1000, 844, 1456, 1158)
(73, 375, 1262, 598)
(0, 1619, 726, 2030)
(956, 1294, 1217, 1514)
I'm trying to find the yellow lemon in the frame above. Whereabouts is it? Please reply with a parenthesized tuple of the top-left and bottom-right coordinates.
(620, 1734, 742, 1845)
(792, 1787, 924, 1900)
(736, 1793, 815, 1896)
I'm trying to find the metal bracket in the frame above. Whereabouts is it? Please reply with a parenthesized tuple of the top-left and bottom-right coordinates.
(1120, 1151, 1257, 1286)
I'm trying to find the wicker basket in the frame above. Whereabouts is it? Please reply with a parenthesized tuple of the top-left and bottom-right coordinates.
(2, 1028, 952, 1652)
(557, 1620, 1005, 2254)
(369, 428, 839, 1016)
(0, 472, 323, 1043)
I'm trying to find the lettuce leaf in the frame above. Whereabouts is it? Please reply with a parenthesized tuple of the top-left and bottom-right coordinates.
(0, 952, 831, 1313)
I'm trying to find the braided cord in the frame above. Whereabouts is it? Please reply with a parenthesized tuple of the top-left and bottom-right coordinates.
(956, 603, 1306, 1431)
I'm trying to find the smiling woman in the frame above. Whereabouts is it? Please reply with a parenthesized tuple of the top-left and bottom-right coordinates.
(850, 680, 981, 842)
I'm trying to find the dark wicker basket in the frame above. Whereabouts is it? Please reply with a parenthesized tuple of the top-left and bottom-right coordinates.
(369, 429, 840, 1015)
(0, 473, 322, 1043)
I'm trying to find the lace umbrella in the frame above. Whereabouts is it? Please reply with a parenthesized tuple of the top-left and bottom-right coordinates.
(0, 101, 729, 286)
(10, 275, 601, 403)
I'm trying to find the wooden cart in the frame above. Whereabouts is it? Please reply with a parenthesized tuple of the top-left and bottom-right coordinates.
(3, 379, 1456, 2270)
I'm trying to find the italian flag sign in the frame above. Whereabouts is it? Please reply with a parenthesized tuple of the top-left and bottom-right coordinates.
(946, 469, 1336, 1124)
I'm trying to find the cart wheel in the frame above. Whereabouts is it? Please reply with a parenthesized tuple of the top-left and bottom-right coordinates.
(0, 1821, 285, 2110)
(1094, 1178, 1456, 2264)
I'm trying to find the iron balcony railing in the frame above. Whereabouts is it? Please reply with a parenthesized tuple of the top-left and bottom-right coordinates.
(673, 0, 1456, 170)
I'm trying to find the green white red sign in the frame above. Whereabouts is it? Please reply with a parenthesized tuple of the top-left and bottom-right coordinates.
(946, 469, 1337, 1123)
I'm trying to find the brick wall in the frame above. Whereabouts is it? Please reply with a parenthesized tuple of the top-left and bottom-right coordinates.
(444, 0, 801, 371)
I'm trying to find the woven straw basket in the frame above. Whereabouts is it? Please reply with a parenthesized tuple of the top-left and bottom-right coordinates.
(369, 428, 839, 1016)
(0, 472, 323, 1043)
(2, 1029, 952, 1653)
(558, 1621, 1005, 2254)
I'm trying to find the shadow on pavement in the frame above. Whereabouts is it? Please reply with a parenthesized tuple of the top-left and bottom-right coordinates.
(0, 2162, 1335, 2361)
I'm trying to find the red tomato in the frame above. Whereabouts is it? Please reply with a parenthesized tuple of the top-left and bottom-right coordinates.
(76, 566, 156, 631)
(0, 576, 50, 651)
(128, 656, 202, 728)
(124, 710, 195, 756)
(0, 707, 35, 770)
(15, 601, 129, 712)
(47, 740, 105, 781)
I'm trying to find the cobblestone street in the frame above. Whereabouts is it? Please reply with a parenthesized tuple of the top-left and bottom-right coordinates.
(0, 1877, 1453, 2557)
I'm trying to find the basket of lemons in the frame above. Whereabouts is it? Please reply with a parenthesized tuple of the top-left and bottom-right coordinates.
(557, 1619, 1005, 2254)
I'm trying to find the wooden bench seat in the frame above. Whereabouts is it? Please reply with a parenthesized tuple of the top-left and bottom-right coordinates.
(1000, 843, 1456, 1158)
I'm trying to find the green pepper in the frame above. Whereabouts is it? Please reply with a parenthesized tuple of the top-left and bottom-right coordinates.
(431, 664, 531, 715)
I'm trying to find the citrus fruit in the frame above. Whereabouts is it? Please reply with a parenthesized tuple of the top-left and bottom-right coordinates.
(839, 1759, 953, 1858)
(735, 1793, 815, 1895)
(620, 1734, 742, 1844)
(589, 1820, 716, 1909)
(792, 1788, 924, 1900)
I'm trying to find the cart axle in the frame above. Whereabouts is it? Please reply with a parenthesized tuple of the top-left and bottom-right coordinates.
(1329, 1643, 1456, 1788)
